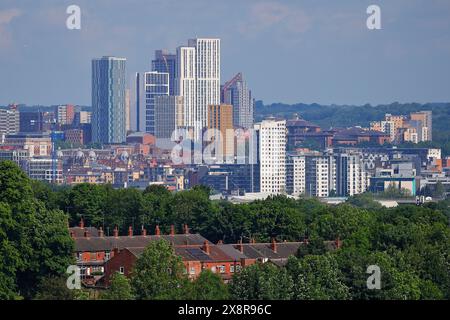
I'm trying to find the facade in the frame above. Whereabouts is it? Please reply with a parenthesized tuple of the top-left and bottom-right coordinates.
(207, 104, 233, 163)
(23, 158, 63, 184)
(255, 119, 286, 194)
(188, 38, 221, 138)
(0, 106, 20, 138)
(410, 111, 432, 142)
(286, 154, 306, 196)
(4, 133, 52, 157)
(56, 105, 75, 125)
(92, 56, 127, 144)
(305, 154, 336, 197)
(152, 50, 177, 96)
(154, 96, 184, 140)
(175, 46, 197, 135)
(141, 71, 169, 135)
(64, 129, 84, 145)
(335, 151, 369, 197)
(222, 73, 254, 129)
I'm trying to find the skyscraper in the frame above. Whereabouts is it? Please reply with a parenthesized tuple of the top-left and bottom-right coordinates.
(187, 38, 221, 138)
(154, 96, 184, 140)
(0, 105, 19, 139)
(207, 104, 234, 163)
(222, 73, 254, 129)
(92, 56, 126, 144)
(141, 71, 169, 135)
(152, 50, 177, 96)
(175, 46, 196, 133)
(255, 119, 286, 194)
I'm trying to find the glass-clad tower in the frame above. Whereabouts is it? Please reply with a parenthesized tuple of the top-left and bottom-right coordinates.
(92, 56, 126, 143)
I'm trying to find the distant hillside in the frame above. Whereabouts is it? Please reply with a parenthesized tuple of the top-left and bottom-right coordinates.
(255, 101, 450, 156)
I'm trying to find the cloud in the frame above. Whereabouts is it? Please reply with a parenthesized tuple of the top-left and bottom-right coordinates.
(0, 8, 22, 48)
(239, 1, 311, 36)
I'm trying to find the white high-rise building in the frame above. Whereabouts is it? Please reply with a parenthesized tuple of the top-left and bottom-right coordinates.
(335, 152, 369, 197)
(286, 154, 306, 196)
(187, 38, 221, 138)
(175, 46, 196, 132)
(0, 106, 20, 139)
(305, 155, 336, 198)
(255, 119, 286, 194)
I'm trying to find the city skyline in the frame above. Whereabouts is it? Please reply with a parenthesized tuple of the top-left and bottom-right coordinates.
(1, 0, 450, 106)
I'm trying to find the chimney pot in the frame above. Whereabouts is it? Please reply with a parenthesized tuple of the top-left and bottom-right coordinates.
(271, 238, 277, 253)
(141, 226, 147, 236)
(99, 227, 104, 237)
(183, 224, 189, 234)
(155, 225, 161, 236)
(113, 226, 119, 238)
(79, 217, 84, 229)
(217, 240, 223, 245)
(128, 226, 133, 237)
(170, 225, 175, 236)
(335, 236, 342, 249)
(237, 239, 244, 253)
(70, 230, 75, 238)
(251, 238, 256, 244)
(203, 241, 210, 255)
(84, 230, 89, 238)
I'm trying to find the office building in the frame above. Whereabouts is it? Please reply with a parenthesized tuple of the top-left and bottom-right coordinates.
(410, 111, 432, 141)
(305, 154, 336, 198)
(92, 56, 127, 144)
(175, 46, 196, 135)
(335, 151, 369, 197)
(255, 119, 286, 194)
(0, 106, 20, 138)
(222, 73, 254, 129)
(154, 96, 184, 139)
(286, 154, 306, 196)
(56, 105, 75, 125)
(187, 38, 221, 138)
(152, 50, 177, 96)
(207, 104, 233, 163)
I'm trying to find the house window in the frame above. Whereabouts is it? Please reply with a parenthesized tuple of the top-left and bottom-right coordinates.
(190, 267, 196, 275)
(211, 266, 217, 273)
(105, 252, 110, 260)
(230, 265, 235, 273)
(218, 265, 225, 273)
(119, 267, 125, 274)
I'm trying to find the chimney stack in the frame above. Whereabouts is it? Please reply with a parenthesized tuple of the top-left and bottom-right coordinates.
(183, 224, 189, 234)
(170, 225, 175, 236)
(335, 236, 342, 249)
(79, 218, 84, 229)
(99, 227, 104, 237)
(203, 241, 210, 255)
(155, 225, 161, 236)
(113, 226, 119, 238)
(251, 238, 256, 244)
(128, 226, 133, 237)
(217, 240, 223, 245)
(271, 238, 277, 253)
(84, 230, 89, 238)
(141, 226, 147, 236)
(237, 239, 244, 253)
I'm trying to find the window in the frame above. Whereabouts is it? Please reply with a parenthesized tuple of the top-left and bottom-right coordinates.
(119, 267, 125, 274)
(218, 265, 225, 273)
(190, 267, 196, 275)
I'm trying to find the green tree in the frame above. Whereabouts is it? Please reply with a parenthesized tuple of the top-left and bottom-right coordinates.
(190, 270, 229, 300)
(34, 276, 74, 300)
(131, 240, 188, 300)
(230, 263, 293, 300)
(103, 273, 134, 300)
(286, 255, 350, 300)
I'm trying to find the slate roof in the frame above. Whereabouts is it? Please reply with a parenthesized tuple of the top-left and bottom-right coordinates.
(74, 234, 210, 252)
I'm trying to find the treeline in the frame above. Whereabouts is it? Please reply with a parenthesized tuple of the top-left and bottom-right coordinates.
(255, 101, 450, 156)
(1, 160, 449, 299)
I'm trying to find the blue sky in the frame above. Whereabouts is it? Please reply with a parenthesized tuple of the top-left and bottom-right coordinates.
(1, 0, 450, 106)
